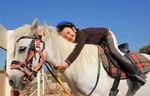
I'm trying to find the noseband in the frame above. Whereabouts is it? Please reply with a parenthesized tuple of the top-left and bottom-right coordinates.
(10, 31, 46, 80)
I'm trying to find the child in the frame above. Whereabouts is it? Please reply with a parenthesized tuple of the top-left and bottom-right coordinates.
(55, 21, 146, 86)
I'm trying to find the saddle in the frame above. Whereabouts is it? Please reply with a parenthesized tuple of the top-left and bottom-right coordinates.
(99, 42, 150, 79)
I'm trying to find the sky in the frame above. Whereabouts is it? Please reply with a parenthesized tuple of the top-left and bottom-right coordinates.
(0, 0, 150, 69)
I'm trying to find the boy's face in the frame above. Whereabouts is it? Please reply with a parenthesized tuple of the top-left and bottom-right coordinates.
(59, 27, 76, 43)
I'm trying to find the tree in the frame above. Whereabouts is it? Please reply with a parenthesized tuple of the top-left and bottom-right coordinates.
(139, 44, 150, 55)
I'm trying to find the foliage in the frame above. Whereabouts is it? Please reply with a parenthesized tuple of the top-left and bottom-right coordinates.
(139, 44, 150, 55)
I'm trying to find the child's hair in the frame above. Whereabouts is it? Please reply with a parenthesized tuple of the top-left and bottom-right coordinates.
(56, 21, 78, 32)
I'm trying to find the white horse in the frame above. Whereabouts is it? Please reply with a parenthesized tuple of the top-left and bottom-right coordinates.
(8, 20, 150, 96)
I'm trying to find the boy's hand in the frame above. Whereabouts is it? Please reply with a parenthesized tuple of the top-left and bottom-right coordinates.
(55, 62, 69, 73)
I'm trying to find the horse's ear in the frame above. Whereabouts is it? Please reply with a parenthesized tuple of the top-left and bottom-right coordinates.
(31, 19, 39, 33)
(40, 23, 48, 36)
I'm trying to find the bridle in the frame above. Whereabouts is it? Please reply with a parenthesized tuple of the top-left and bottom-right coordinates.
(9, 28, 71, 95)
(10, 30, 46, 80)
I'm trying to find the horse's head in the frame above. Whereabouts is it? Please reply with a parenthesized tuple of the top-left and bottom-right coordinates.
(9, 19, 46, 90)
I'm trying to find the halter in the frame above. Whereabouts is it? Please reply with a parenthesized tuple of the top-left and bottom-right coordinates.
(10, 29, 46, 80)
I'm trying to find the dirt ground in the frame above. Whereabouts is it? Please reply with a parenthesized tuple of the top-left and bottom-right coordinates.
(44, 82, 69, 96)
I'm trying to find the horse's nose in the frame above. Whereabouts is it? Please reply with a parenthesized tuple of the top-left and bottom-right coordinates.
(9, 80, 15, 87)
(9, 70, 25, 89)
(11, 60, 20, 64)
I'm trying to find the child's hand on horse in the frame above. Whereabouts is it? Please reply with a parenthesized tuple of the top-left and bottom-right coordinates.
(55, 62, 69, 73)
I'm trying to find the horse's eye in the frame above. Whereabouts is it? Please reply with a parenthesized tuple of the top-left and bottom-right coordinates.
(19, 46, 27, 52)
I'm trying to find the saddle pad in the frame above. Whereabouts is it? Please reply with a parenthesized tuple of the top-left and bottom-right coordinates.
(98, 46, 150, 79)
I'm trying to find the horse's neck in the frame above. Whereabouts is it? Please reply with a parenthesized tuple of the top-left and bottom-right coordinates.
(45, 30, 75, 65)
(45, 30, 107, 81)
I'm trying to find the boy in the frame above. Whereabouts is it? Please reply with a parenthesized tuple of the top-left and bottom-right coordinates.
(55, 21, 146, 86)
